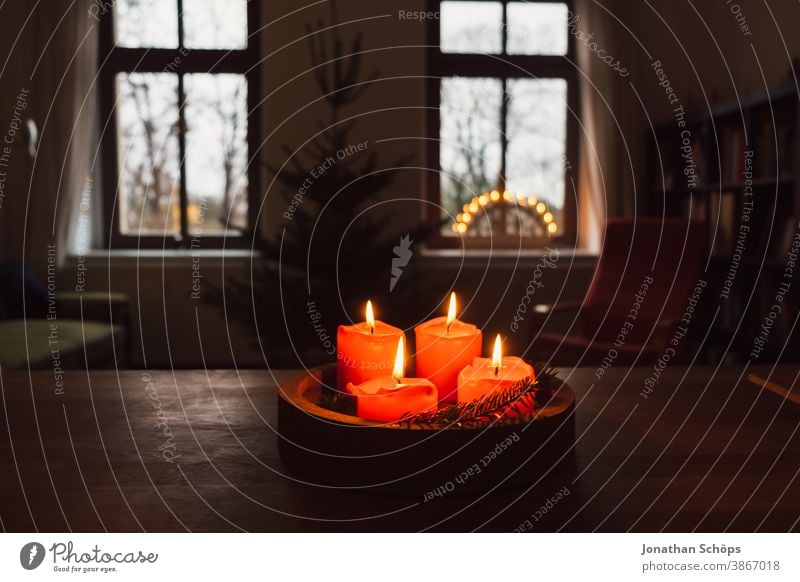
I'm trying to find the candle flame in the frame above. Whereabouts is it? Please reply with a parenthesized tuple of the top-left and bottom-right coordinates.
(392, 336, 405, 381)
(491, 334, 503, 374)
(366, 300, 375, 333)
(446, 292, 457, 330)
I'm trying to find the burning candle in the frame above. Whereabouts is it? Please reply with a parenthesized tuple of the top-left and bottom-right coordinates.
(414, 292, 482, 403)
(346, 337, 438, 422)
(337, 300, 405, 389)
(457, 335, 535, 402)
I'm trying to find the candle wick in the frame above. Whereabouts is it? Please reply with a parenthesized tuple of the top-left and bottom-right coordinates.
(494, 366, 499, 376)
(395, 377, 401, 385)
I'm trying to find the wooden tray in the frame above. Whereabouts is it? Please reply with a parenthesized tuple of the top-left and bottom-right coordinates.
(277, 365, 575, 495)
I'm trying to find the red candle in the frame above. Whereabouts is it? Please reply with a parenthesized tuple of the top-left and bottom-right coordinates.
(337, 300, 405, 389)
(458, 335, 535, 402)
(415, 292, 482, 403)
(346, 337, 438, 422)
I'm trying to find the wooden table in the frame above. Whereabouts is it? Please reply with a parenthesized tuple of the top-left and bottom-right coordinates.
(1, 366, 798, 532)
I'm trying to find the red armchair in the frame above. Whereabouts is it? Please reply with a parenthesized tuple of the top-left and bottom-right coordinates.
(532, 217, 707, 366)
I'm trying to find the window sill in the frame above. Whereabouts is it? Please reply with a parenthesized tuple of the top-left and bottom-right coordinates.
(419, 246, 597, 268)
(69, 249, 261, 268)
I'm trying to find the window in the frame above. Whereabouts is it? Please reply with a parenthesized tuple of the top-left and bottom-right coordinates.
(98, 0, 259, 248)
(426, 0, 577, 247)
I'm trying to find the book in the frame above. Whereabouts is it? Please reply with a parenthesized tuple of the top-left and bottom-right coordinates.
(728, 127, 745, 183)
(708, 190, 719, 254)
(690, 193, 707, 221)
(755, 120, 776, 179)
(719, 127, 730, 183)
(747, 370, 800, 405)
(717, 191, 737, 253)
(778, 127, 795, 178)
(691, 139, 705, 185)
(774, 215, 799, 260)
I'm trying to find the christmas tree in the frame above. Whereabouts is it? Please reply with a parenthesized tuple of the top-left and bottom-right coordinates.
(220, 2, 437, 367)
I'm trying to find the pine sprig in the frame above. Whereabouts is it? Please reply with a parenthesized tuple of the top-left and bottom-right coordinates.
(398, 364, 561, 429)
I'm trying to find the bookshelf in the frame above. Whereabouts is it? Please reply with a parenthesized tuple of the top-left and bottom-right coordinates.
(647, 80, 800, 363)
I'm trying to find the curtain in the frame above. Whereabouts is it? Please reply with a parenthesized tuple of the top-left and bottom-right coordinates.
(573, 0, 637, 253)
(1, 1, 98, 278)
(0, 5, 37, 264)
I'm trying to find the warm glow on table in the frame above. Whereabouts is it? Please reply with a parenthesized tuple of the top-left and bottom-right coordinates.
(457, 335, 535, 402)
(337, 300, 405, 389)
(346, 337, 438, 422)
(414, 292, 482, 403)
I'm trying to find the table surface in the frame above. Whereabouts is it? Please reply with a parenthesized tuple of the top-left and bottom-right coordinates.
(1, 366, 798, 532)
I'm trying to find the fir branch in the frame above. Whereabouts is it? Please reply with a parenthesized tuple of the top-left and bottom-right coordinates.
(398, 364, 561, 429)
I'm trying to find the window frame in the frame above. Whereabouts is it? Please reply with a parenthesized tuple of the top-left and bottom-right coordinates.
(425, 0, 579, 249)
(98, 0, 261, 249)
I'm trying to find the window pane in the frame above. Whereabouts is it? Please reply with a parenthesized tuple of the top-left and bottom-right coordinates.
(507, 2, 569, 55)
(185, 74, 249, 234)
(184, 0, 247, 49)
(506, 78, 568, 223)
(115, 0, 179, 48)
(441, 1, 502, 54)
(440, 77, 502, 227)
(116, 73, 181, 235)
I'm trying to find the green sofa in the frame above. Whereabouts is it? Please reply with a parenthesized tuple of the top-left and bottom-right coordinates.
(0, 291, 129, 370)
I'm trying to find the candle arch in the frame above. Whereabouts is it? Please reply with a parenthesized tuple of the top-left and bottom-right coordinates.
(450, 190, 559, 237)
